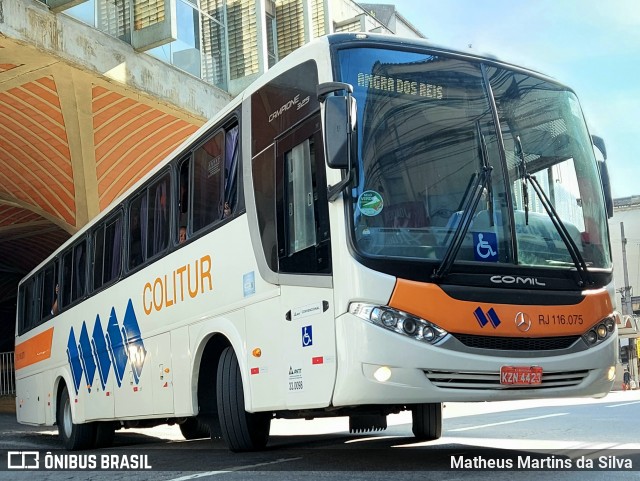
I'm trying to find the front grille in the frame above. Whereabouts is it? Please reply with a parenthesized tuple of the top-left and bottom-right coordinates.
(424, 369, 589, 390)
(452, 333, 580, 351)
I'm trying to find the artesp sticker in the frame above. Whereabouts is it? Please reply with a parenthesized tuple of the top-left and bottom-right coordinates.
(358, 190, 384, 217)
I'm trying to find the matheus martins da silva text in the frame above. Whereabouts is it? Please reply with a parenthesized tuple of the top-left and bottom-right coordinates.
(451, 455, 633, 470)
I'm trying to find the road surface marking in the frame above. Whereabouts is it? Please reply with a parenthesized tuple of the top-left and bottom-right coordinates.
(167, 457, 302, 480)
(605, 400, 640, 408)
(447, 413, 568, 432)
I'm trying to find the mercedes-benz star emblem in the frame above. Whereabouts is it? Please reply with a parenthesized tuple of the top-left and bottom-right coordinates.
(515, 312, 532, 332)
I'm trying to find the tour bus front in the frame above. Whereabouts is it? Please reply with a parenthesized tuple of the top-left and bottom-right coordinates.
(323, 39, 617, 406)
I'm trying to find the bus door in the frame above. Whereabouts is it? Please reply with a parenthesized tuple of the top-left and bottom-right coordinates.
(276, 115, 336, 409)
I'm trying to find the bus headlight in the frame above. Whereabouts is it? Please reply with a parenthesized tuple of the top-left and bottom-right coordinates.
(349, 303, 448, 345)
(582, 316, 616, 348)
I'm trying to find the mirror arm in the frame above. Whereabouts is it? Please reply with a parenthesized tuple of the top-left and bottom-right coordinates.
(327, 171, 352, 202)
(317, 82, 353, 102)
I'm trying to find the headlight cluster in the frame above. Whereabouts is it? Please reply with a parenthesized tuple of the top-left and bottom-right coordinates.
(349, 303, 448, 344)
(582, 316, 616, 347)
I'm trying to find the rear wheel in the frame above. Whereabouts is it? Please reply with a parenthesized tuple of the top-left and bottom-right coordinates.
(216, 347, 271, 451)
(180, 417, 211, 440)
(411, 402, 442, 441)
(57, 385, 95, 450)
(94, 422, 116, 448)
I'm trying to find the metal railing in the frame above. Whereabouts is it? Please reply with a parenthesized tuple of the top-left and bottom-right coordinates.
(0, 352, 15, 396)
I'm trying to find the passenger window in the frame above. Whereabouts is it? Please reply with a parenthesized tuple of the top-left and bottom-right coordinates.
(93, 225, 105, 290)
(41, 264, 57, 319)
(104, 215, 123, 284)
(148, 175, 170, 258)
(61, 240, 87, 307)
(190, 123, 239, 234)
(178, 159, 190, 244)
(94, 213, 123, 289)
(193, 131, 225, 232)
(23, 276, 40, 332)
(71, 241, 87, 302)
(128, 192, 146, 269)
(61, 250, 72, 307)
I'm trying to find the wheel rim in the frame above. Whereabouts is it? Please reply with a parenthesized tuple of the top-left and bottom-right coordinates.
(62, 397, 73, 439)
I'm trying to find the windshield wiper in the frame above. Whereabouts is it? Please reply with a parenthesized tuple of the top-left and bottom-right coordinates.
(477, 121, 494, 227)
(515, 136, 530, 225)
(432, 169, 492, 280)
(514, 136, 591, 287)
(433, 124, 493, 280)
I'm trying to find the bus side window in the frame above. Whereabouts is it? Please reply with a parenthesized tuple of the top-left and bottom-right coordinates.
(193, 130, 225, 233)
(104, 214, 123, 284)
(178, 158, 190, 244)
(93, 213, 122, 289)
(61, 250, 73, 308)
(20, 277, 38, 334)
(41, 263, 57, 318)
(224, 124, 239, 217)
(72, 241, 87, 302)
(93, 223, 105, 291)
(128, 193, 146, 269)
(148, 174, 170, 258)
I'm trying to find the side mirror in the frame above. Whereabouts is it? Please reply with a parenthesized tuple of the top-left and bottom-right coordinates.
(598, 160, 614, 218)
(592, 135, 607, 160)
(318, 82, 356, 170)
(322, 96, 353, 169)
(318, 82, 357, 201)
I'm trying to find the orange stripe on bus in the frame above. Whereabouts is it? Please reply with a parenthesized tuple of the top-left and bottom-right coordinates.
(389, 280, 613, 337)
(14, 327, 54, 370)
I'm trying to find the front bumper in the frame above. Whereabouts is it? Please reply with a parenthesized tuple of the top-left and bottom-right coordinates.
(332, 312, 616, 406)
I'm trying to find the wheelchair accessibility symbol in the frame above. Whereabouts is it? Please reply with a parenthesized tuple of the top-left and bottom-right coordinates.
(473, 232, 498, 262)
(302, 325, 313, 347)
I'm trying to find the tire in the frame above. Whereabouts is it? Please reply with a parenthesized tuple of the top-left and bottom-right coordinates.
(411, 402, 442, 441)
(94, 422, 116, 448)
(57, 385, 96, 450)
(216, 347, 271, 452)
(180, 417, 211, 440)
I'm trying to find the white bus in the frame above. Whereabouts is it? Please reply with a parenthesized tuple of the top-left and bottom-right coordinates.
(15, 33, 618, 452)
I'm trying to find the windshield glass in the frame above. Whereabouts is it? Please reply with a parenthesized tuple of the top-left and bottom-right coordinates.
(486, 66, 611, 268)
(337, 47, 611, 271)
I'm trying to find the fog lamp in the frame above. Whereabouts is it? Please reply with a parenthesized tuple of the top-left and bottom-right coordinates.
(373, 366, 392, 383)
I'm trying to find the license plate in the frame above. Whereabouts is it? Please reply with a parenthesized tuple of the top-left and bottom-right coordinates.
(500, 366, 543, 385)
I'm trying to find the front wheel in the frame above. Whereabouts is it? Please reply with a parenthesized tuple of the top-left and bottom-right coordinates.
(411, 402, 442, 441)
(216, 347, 271, 451)
(57, 385, 95, 450)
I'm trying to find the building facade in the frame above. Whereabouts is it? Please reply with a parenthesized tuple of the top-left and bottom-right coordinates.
(53, 0, 424, 96)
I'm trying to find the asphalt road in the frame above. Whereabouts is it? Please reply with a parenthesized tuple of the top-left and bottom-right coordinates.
(1, 390, 639, 480)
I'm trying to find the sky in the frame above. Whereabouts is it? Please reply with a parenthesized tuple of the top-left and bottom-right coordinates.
(363, 0, 640, 198)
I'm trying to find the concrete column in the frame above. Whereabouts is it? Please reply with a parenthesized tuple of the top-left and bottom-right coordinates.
(302, 0, 314, 43)
(255, 0, 269, 74)
(323, 0, 333, 34)
(55, 68, 99, 229)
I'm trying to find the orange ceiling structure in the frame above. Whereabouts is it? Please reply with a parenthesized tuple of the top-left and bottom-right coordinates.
(0, 36, 204, 324)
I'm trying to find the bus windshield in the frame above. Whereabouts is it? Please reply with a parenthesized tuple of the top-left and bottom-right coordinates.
(338, 47, 611, 271)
